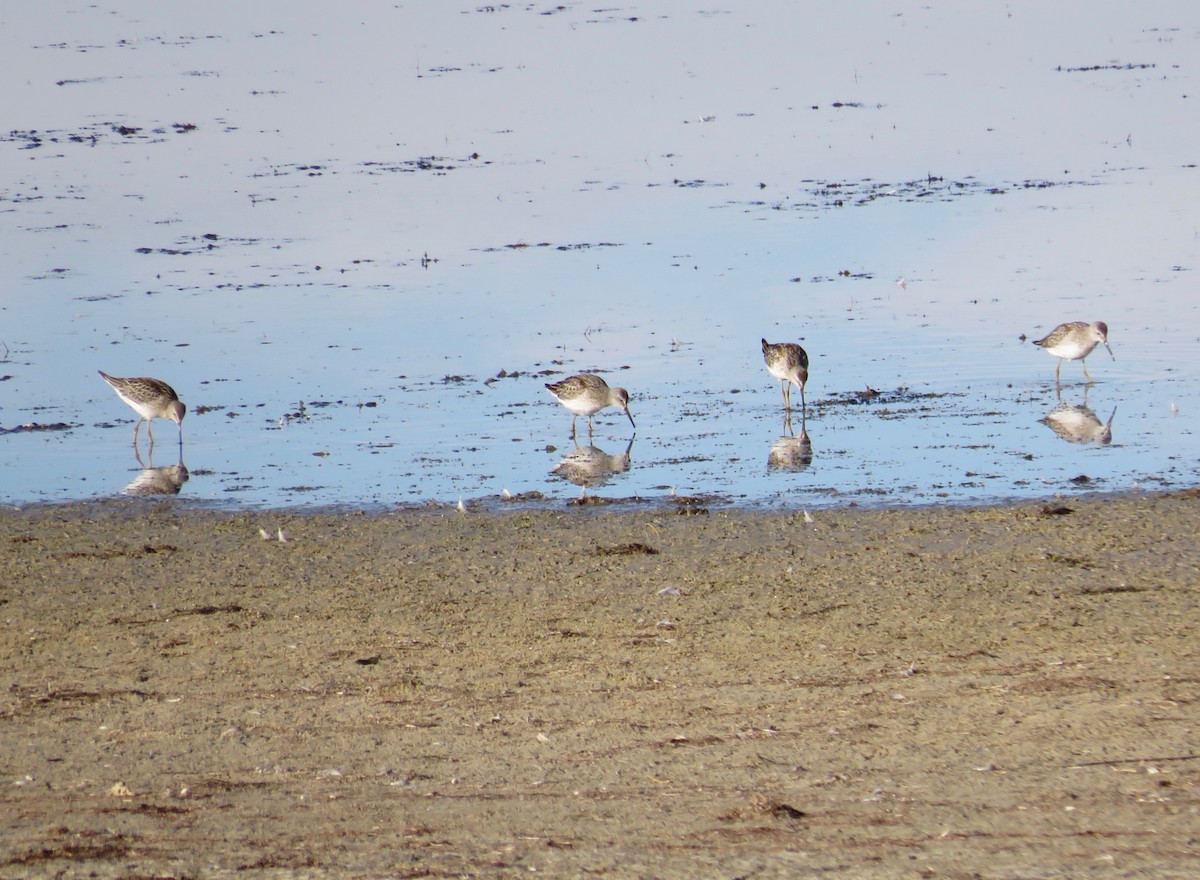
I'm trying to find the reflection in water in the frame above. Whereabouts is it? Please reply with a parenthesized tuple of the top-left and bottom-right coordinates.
(551, 437, 634, 487)
(123, 449, 190, 496)
(1040, 388, 1115, 446)
(768, 413, 813, 472)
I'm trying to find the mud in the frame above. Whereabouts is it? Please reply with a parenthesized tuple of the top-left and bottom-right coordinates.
(2, 492, 1198, 877)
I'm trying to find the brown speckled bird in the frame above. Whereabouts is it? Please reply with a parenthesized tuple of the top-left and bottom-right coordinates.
(99, 370, 186, 447)
(762, 338, 809, 411)
(545, 373, 635, 438)
(1032, 321, 1113, 383)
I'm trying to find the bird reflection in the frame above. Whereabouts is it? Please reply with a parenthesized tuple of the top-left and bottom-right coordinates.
(551, 437, 633, 487)
(768, 412, 813, 472)
(123, 447, 190, 496)
(1040, 387, 1115, 446)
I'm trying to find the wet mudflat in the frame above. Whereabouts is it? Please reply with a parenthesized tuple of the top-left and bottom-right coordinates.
(1, 492, 1199, 877)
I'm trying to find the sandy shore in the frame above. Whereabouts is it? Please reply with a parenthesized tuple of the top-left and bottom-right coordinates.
(2, 492, 1198, 878)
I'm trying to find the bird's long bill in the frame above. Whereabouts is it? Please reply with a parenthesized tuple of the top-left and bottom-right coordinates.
(624, 408, 636, 429)
(1103, 340, 1115, 360)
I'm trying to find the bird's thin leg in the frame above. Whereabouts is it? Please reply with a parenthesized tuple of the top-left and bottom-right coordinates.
(1055, 360, 1063, 384)
(1082, 360, 1094, 383)
(570, 416, 578, 440)
(132, 418, 143, 447)
(782, 381, 790, 410)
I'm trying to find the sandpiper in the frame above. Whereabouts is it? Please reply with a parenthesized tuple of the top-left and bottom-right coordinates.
(98, 370, 186, 447)
(545, 373, 635, 438)
(762, 338, 809, 411)
(1032, 321, 1114, 382)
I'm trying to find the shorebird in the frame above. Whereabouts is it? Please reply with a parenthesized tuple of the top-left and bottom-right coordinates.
(98, 371, 186, 447)
(1032, 321, 1114, 382)
(762, 338, 809, 411)
(545, 373, 635, 438)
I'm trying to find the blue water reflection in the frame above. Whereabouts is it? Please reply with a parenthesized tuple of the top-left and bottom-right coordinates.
(2, 2, 1199, 509)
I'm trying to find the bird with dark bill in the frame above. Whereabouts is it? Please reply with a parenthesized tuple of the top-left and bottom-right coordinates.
(98, 371, 186, 447)
(545, 373, 635, 438)
(1032, 321, 1113, 382)
(762, 338, 809, 411)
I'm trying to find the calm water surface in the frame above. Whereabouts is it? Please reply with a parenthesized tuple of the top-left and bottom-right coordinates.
(2, 2, 1198, 509)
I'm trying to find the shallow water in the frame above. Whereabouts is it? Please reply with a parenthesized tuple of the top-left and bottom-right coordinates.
(2, 1, 1198, 509)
